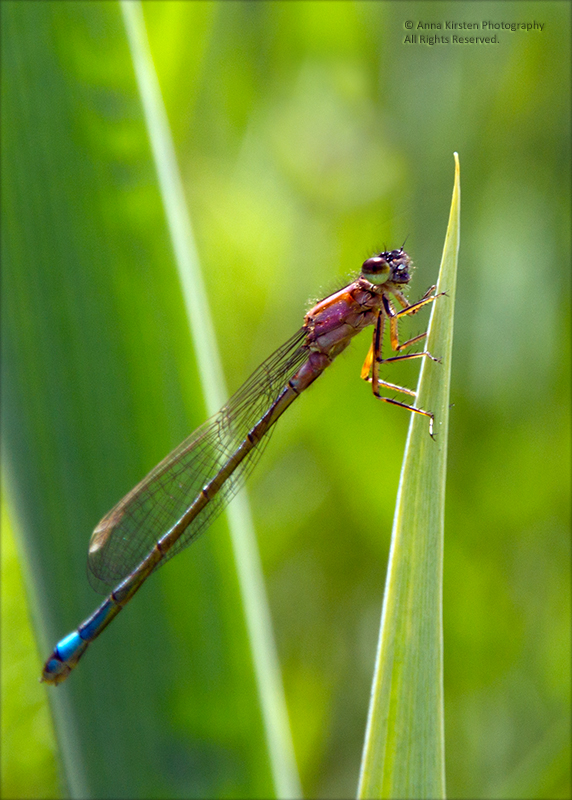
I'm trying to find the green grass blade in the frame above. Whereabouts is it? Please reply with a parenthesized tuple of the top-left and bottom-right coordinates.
(358, 153, 460, 799)
(2, 3, 287, 796)
(120, 4, 301, 797)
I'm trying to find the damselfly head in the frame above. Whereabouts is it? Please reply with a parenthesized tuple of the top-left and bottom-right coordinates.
(361, 249, 412, 286)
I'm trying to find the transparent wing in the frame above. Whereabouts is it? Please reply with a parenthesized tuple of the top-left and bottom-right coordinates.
(87, 328, 309, 593)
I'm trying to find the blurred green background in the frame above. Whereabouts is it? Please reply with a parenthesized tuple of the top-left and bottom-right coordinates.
(1, 1, 569, 798)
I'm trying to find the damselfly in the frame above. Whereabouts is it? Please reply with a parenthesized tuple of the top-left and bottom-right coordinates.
(42, 249, 442, 684)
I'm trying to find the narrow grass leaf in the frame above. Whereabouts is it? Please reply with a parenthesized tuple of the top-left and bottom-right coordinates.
(121, 4, 301, 797)
(358, 153, 460, 799)
(2, 3, 295, 796)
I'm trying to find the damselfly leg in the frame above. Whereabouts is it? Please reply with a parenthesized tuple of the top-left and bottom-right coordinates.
(361, 288, 444, 437)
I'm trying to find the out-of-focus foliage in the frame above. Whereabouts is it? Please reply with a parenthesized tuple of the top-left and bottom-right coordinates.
(2, 2, 569, 799)
(1, 505, 59, 799)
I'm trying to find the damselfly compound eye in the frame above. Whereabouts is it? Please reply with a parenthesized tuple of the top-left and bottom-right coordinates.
(362, 255, 391, 284)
